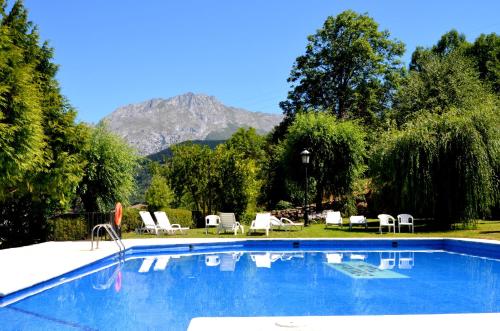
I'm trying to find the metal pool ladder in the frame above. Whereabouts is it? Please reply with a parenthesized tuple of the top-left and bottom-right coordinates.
(90, 223, 125, 252)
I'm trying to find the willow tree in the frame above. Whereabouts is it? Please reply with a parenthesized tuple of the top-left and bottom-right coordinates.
(281, 112, 366, 212)
(373, 107, 499, 227)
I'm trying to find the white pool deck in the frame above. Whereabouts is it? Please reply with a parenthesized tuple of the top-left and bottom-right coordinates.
(1, 237, 500, 328)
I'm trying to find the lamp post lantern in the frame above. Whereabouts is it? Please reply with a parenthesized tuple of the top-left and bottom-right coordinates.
(301, 149, 310, 226)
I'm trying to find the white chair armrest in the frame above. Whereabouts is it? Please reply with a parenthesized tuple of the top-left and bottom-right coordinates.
(171, 224, 181, 229)
(281, 217, 293, 224)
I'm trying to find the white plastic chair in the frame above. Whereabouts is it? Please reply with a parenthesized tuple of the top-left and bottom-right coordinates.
(349, 215, 367, 230)
(249, 212, 272, 236)
(325, 211, 343, 228)
(205, 214, 220, 234)
(154, 211, 189, 234)
(378, 214, 396, 233)
(397, 214, 414, 233)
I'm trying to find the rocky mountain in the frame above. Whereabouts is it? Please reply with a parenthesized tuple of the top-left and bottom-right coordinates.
(103, 93, 283, 155)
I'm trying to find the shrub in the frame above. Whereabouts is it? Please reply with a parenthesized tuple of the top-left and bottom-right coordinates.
(47, 217, 87, 241)
(276, 200, 293, 210)
(239, 210, 256, 226)
(121, 207, 142, 232)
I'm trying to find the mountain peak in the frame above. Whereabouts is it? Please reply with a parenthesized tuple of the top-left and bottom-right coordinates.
(103, 93, 283, 155)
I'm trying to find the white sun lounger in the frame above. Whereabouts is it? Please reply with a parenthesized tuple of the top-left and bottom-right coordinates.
(154, 211, 189, 234)
(138, 211, 160, 235)
(270, 216, 303, 231)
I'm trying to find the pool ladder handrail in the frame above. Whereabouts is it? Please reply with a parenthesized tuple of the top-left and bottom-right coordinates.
(91, 223, 125, 252)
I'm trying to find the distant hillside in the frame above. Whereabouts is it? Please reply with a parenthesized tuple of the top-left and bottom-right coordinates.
(147, 140, 225, 163)
(103, 92, 282, 155)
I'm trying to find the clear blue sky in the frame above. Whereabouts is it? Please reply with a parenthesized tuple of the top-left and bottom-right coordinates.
(22, 0, 500, 123)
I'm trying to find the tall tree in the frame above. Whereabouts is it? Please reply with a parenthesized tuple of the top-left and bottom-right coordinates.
(78, 122, 138, 212)
(167, 143, 213, 214)
(0, 1, 87, 247)
(280, 10, 405, 127)
(468, 33, 500, 93)
(410, 30, 499, 94)
(145, 174, 174, 211)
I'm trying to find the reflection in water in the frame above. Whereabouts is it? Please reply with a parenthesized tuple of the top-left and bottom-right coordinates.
(251, 253, 280, 268)
(91, 263, 122, 291)
(138, 257, 155, 273)
(379, 252, 396, 270)
(324, 251, 416, 271)
(250, 252, 304, 268)
(205, 255, 220, 267)
(138, 255, 171, 273)
(350, 254, 367, 261)
(205, 253, 242, 271)
(326, 253, 343, 264)
(398, 252, 414, 269)
(220, 252, 242, 272)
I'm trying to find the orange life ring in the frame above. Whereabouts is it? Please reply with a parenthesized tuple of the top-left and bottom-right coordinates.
(114, 202, 123, 226)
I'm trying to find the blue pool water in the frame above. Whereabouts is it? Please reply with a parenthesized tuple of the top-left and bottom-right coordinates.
(1, 240, 500, 330)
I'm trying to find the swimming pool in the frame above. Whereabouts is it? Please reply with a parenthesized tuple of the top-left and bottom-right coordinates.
(1, 239, 499, 330)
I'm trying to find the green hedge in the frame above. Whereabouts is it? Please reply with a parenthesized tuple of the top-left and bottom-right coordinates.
(120, 207, 194, 231)
(121, 207, 142, 232)
(161, 208, 193, 228)
(47, 217, 87, 241)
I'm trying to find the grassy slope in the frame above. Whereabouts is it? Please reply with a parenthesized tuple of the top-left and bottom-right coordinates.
(122, 220, 500, 241)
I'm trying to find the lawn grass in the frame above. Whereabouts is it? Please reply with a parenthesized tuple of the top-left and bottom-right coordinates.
(122, 219, 500, 241)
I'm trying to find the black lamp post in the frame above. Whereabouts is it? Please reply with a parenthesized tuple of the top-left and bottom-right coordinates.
(301, 149, 310, 226)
